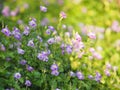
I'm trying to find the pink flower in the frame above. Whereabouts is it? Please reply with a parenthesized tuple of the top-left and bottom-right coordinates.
(93, 52, 102, 60)
(40, 6, 47, 12)
(89, 48, 95, 53)
(60, 11, 67, 18)
(2, 6, 10, 17)
(75, 32, 82, 42)
(87, 32, 96, 39)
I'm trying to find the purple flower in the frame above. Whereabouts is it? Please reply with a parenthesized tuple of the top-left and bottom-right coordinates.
(20, 60, 27, 65)
(27, 65, 34, 72)
(76, 71, 84, 80)
(60, 11, 66, 18)
(27, 40, 34, 47)
(14, 32, 21, 40)
(17, 48, 25, 55)
(12, 27, 21, 40)
(6, 57, 11, 61)
(66, 45, 72, 54)
(87, 32, 96, 39)
(37, 36, 43, 42)
(60, 43, 66, 49)
(23, 26, 30, 36)
(10, 88, 14, 90)
(104, 69, 110, 76)
(55, 36, 61, 43)
(10, 8, 19, 16)
(23, 3, 29, 9)
(95, 72, 102, 82)
(56, 88, 61, 90)
(2, 6, 10, 17)
(47, 38, 55, 45)
(41, 18, 49, 26)
(37, 51, 49, 62)
(72, 40, 84, 52)
(5, 89, 9, 90)
(111, 20, 120, 32)
(17, 20, 23, 24)
(106, 63, 112, 69)
(51, 64, 58, 71)
(89, 48, 95, 53)
(70, 71, 75, 77)
(51, 70, 59, 76)
(93, 52, 102, 60)
(46, 29, 51, 35)
(47, 50, 51, 55)
(0, 44, 6, 51)
(62, 49, 65, 55)
(1, 27, 11, 36)
(14, 72, 21, 79)
(88, 75, 93, 79)
(29, 19, 37, 28)
(40, 6, 47, 12)
(12, 27, 20, 35)
(48, 26, 55, 31)
(75, 32, 82, 42)
(25, 80, 32, 87)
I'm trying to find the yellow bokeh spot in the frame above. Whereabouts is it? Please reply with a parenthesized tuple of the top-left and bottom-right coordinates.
(71, 60, 80, 70)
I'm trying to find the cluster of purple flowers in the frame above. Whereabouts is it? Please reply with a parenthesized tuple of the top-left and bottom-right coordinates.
(37, 50, 50, 62)
(23, 26, 30, 36)
(70, 71, 84, 80)
(60, 43, 73, 54)
(95, 72, 102, 82)
(70, 71, 102, 82)
(50, 64, 59, 76)
(12, 27, 21, 40)
(2, 6, 19, 17)
(76, 71, 84, 80)
(72, 33, 84, 52)
(1, 5, 118, 88)
(19, 59, 34, 72)
(14, 73, 32, 86)
(46, 26, 55, 35)
(66, 45, 72, 54)
(2, 4, 29, 17)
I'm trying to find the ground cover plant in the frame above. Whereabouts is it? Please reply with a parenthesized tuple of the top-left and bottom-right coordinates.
(0, 0, 120, 90)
